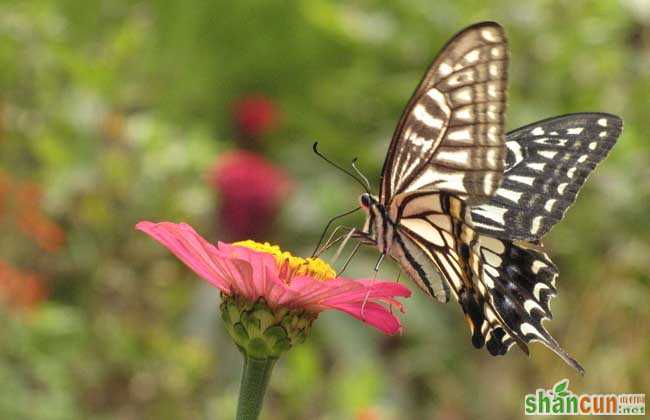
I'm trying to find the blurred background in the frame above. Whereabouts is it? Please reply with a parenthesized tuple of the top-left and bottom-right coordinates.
(1, 0, 649, 419)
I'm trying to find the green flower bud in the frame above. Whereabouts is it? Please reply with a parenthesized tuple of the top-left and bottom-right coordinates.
(220, 293, 317, 359)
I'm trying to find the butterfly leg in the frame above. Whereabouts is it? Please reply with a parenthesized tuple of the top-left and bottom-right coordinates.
(332, 227, 357, 264)
(314, 225, 354, 257)
(361, 252, 385, 317)
(337, 241, 361, 276)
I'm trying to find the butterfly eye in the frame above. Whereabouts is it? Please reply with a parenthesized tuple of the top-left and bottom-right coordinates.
(360, 193, 373, 208)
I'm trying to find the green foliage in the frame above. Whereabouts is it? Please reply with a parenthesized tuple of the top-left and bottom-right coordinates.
(1, 0, 649, 419)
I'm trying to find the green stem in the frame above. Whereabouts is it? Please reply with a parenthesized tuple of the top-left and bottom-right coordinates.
(236, 355, 277, 420)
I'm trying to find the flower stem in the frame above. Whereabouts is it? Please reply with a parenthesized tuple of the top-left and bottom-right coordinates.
(236, 355, 277, 420)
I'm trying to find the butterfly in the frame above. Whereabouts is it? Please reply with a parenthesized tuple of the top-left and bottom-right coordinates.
(351, 21, 622, 373)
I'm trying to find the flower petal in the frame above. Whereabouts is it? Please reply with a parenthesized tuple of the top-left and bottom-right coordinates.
(329, 301, 404, 335)
(136, 221, 233, 292)
(286, 276, 410, 334)
(136, 222, 296, 302)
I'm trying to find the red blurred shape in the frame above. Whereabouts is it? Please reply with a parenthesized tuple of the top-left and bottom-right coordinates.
(208, 150, 293, 241)
(0, 260, 47, 311)
(15, 181, 65, 252)
(232, 94, 280, 138)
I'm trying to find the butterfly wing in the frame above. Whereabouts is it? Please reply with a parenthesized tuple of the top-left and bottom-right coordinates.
(390, 192, 471, 303)
(391, 193, 583, 371)
(471, 113, 623, 240)
(465, 234, 584, 373)
(380, 21, 509, 206)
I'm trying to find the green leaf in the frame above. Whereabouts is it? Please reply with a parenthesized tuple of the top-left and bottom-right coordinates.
(553, 379, 569, 397)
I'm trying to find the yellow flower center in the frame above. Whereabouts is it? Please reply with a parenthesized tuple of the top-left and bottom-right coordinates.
(234, 240, 336, 282)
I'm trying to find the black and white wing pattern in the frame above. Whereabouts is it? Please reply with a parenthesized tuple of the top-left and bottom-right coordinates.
(390, 193, 586, 372)
(464, 235, 584, 373)
(380, 22, 508, 206)
(471, 113, 623, 240)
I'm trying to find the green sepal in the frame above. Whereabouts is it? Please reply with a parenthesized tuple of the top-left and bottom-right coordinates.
(220, 293, 318, 359)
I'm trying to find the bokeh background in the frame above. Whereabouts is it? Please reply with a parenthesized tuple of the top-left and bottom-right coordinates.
(1, 1, 649, 419)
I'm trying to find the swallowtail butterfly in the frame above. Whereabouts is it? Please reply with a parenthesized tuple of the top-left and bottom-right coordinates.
(352, 22, 622, 373)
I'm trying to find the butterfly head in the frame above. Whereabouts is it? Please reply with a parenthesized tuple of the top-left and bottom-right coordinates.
(359, 193, 379, 211)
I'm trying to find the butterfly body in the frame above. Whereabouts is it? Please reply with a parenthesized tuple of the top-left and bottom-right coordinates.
(341, 21, 621, 373)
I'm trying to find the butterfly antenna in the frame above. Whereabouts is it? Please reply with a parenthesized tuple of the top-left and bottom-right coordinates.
(313, 142, 371, 194)
(351, 158, 371, 191)
(311, 207, 360, 257)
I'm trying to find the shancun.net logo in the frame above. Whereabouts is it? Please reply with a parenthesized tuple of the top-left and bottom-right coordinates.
(525, 379, 645, 416)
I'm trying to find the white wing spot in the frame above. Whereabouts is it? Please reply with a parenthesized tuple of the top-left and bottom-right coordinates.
(482, 248, 502, 267)
(481, 28, 499, 42)
(410, 134, 433, 146)
(599, 131, 607, 138)
(544, 199, 557, 212)
(567, 167, 576, 178)
(567, 127, 584, 135)
(447, 129, 472, 142)
(485, 147, 501, 168)
(439, 62, 453, 77)
(482, 272, 495, 289)
(496, 188, 522, 203)
(473, 204, 508, 225)
(597, 118, 608, 127)
(507, 141, 524, 164)
(524, 299, 544, 314)
(413, 104, 444, 128)
(480, 236, 506, 254)
(488, 63, 500, 77)
(531, 215, 543, 234)
(577, 154, 588, 163)
(510, 175, 535, 186)
(471, 221, 504, 232)
(520, 322, 543, 337)
(436, 149, 470, 165)
(531, 260, 548, 274)
(464, 49, 480, 63)
(483, 171, 498, 194)
(538, 150, 558, 159)
(452, 88, 472, 103)
(455, 107, 473, 121)
(533, 283, 550, 300)
(557, 182, 568, 194)
(589, 141, 597, 150)
(531, 127, 545, 136)
(487, 82, 500, 99)
(490, 46, 503, 58)
(527, 162, 546, 171)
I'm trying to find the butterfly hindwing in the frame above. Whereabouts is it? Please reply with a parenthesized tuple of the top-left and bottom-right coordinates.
(381, 22, 508, 205)
(471, 113, 623, 240)
(467, 235, 584, 373)
(390, 192, 471, 303)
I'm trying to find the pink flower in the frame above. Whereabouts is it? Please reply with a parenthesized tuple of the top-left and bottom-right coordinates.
(232, 94, 280, 138)
(136, 221, 411, 334)
(208, 151, 292, 241)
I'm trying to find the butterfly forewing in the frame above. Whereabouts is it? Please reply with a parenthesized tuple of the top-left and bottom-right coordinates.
(471, 113, 623, 240)
(381, 22, 508, 206)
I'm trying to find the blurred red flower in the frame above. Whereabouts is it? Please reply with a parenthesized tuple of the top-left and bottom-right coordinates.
(0, 170, 65, 253)
(15, 181, 65, 252)
(208, 150, 293, 241)
(0, 260, 47, 311)
(232, 94, 280, 138)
